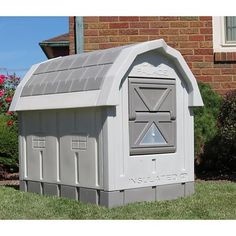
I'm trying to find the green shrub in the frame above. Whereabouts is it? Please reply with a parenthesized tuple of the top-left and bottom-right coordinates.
(196, 87, 236, 175)
(193, 82, 222, 164)
(218, 90, 236, 142)
(216, 90, 236, 171)
(0, 114, 18, 171)
(0, 74, 20, 172)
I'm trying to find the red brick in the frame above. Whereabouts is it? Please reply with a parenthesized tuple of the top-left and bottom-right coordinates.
(168, 42, 179, 48)
(99, 43, 121, 49)
(129, 35, 149, 42)
(160, 16, 179, 21)
(214, 53, 221, 62)
(69, 17, 76, 54)
(180, 16, 199, 21)
(219, 53, 227, 61)
(213, 75, 233, 82)
(197, 76, 213, 82)
(139, 16, 160, 21)
(192, 62, 212, 68)
(140, 29, 159, 35)
(149, 35, 168, 41)
(87, 36, 109, 43)
(84, 29, 99, 36)
(179, 41, 199, 48)
(210, 82, 221, 89)
(84, 17, 99, 23)
(109, 23, 129, 28)
(214, 89, 228, 95)
(170, 22, 189, 28)
(221, 68, 236, 74)
(84, 43, 99, 51)
(99, 16, 119, 22)
(180, 28, 199, 34)
(185, 55, 204, 62)
(169, 35, 188, 41)
(213, 63, 232, 68)
(221, 82, 236, 89)
(119, 16, 139, 21)
(199, 16, 212, 21)
(119, 29, 139, 35)
(109, 36, 129, 42)
(160, 28, 179, 35)
(199, 41, 213, 48)
(149, 22, 169, 28)
(191, 68, 201, 75)
(205, 35, 213, 41)
(204, 21, 212, 27)
(202, 68, 221, 75)
(87, 23, 109, 29)
(194, 48, 213, 55)
(180, 49, 194, 55)
(226, 53, 233, 61)
(189, 35, 204, 41)
(200, 28, 213, 34)
(205, 55, 214, 62)
(190, 21, 204, 27)
(99, 29, 118, 36)
(129, 22, 150, 28)
(233, 53, 236, 61)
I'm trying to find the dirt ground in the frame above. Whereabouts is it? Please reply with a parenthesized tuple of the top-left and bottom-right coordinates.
(0, 172, 19, 186)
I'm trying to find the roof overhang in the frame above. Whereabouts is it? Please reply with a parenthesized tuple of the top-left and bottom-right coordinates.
(39, 41, 69, 59)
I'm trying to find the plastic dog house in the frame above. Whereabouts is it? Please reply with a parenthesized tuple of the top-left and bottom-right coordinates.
(10, 39, 203, 207)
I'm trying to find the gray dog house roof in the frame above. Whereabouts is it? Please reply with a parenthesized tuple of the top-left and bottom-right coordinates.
(10, 39, 203, 111)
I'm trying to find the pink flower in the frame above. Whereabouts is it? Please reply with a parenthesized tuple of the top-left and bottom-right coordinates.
(0, 89, 5, 97)
(7, 120, 14, 126)
(6, 111, 13, 116)
(0, 75, 5, 85)
(5, 97, 12, 103)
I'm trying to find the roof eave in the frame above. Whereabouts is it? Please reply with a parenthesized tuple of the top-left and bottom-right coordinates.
(39, 41, 69, 59)
(39, 41, 69, 47)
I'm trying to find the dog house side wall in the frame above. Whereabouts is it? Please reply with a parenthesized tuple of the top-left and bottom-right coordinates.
(105, 51, 195, 192)
(18, 107, 105, 190)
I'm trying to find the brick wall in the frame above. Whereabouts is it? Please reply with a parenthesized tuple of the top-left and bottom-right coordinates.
(69, 16, 236, 94)
(69, 17, 76, 55)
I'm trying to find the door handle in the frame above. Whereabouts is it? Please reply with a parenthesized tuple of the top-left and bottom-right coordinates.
(170, 111, 176, 120)
(129, 110, 136, 121)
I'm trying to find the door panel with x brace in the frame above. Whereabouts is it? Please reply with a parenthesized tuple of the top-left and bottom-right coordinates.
(129, 77, 176, 155)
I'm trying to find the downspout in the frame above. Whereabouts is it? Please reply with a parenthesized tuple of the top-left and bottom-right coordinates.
(75, 16, 84, 54)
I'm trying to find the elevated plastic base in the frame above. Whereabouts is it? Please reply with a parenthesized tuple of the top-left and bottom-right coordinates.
(20, 180, 194, 208)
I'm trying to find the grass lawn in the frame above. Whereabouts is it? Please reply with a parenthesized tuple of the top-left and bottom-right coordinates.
(0, 181, 235, 219)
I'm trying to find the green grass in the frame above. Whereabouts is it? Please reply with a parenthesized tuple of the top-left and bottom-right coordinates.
(0, 181, 235, 219)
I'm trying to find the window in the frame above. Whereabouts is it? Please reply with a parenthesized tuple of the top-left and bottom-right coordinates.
(225, 17, 236, 44)
(213, 16, 236, 52)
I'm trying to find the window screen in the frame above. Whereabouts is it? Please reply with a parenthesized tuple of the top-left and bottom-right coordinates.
(225, 16, 236, 43)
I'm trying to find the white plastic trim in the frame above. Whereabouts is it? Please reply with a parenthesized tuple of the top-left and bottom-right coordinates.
(15, 90, 100, 111)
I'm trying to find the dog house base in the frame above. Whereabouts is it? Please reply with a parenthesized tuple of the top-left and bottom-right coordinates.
(20, 180, 194, 208)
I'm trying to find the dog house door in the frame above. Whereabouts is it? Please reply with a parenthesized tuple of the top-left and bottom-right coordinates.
(129, 77, 176, 155)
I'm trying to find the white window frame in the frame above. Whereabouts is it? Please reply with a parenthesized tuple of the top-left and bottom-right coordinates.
(213, 16, 236, 52)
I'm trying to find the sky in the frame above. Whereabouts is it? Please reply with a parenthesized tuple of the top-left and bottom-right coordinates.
(0, 17, 68, 78)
